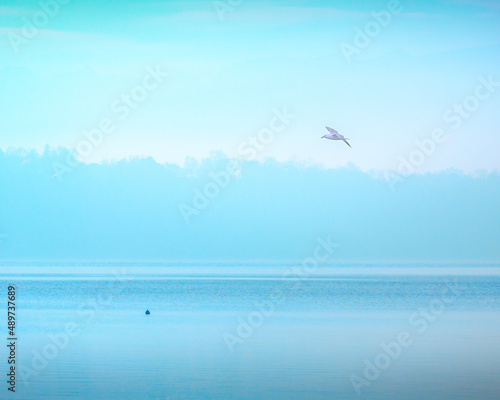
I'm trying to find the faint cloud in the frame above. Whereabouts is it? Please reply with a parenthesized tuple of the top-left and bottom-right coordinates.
(477, 11, 496, 17)
(399, 11, 431, 17)
(277, 6, 371, 20)
(0, 26, 105, 40)
(148, 5, 372, 25)
(447, 0, 500, 9)
(0, 6, 32, 16)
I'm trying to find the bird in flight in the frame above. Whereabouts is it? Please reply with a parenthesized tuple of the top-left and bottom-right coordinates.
(321, 127, 351, 148)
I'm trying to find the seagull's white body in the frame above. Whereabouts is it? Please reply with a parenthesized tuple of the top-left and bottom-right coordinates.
(322, 127, 351, 148)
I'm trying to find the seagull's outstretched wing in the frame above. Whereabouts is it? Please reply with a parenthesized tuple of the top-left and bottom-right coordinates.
(342, 138, 352, 148)
(325, 126, 338, 135)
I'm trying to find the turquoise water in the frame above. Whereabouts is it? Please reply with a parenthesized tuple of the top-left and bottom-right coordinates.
(2, 263, 500, 399)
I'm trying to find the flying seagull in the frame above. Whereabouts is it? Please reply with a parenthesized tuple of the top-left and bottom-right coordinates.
(322, 127, 351, 148)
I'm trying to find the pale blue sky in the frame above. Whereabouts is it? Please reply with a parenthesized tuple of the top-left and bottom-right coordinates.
(1, 1, 500, 261)
(1, 0, 500, 172)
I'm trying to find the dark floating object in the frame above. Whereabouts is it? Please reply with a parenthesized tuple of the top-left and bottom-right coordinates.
(145, 309, 150, 315)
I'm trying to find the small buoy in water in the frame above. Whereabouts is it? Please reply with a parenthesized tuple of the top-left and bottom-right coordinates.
(145, 309, 150, 315)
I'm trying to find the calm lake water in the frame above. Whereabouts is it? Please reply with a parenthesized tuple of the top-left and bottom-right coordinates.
(1, 262, 500, 399)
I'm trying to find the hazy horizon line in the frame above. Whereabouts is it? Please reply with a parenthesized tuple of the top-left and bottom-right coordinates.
(2, 144, 499, 177)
